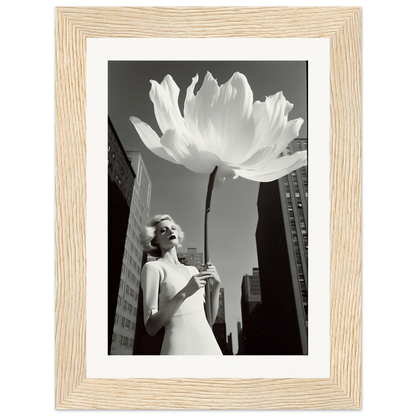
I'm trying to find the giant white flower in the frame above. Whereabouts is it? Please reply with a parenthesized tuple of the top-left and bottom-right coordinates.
(130, 72, 307, 184)
(130, 71, 308, 327)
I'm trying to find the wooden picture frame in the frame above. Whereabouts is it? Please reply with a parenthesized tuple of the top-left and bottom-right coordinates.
(55, 7, 361, 409)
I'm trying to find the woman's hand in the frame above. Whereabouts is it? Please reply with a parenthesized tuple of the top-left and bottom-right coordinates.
(203, 262, 221, 286)
(181, 272, 213, 298)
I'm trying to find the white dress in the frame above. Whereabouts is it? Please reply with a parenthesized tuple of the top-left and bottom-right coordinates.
(141, 260, 222, 355)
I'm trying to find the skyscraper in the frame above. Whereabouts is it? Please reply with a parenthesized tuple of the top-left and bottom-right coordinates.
(177, 248, 204, 271)
(226, 333, 234, 355)
(240, 268, 264, 354)
(255, 138, 308, 355)
(241, 268, 262, 314)
(109, 146, 152, 354)
(237, 321, 245, 355)
(213, 288, 227, 354)
(108, 117, 136, 354)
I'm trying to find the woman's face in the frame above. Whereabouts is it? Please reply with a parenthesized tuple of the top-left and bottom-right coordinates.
(155, 219, 179, 250)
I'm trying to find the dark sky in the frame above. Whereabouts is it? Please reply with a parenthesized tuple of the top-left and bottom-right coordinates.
(108, 61, 307, 353)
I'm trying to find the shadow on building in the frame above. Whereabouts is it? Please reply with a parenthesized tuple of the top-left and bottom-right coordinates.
(240, 140, 308, 355)
(254, 140, 308, 354)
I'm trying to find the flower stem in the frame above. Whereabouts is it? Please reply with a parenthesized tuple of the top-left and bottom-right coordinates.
(204, 166, 218, 328)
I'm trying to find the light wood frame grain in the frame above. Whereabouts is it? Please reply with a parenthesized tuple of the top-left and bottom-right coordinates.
(55, 7, 361, 409)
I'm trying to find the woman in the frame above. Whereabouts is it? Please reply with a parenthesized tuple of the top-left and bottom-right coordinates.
(139, 214, 223, 355)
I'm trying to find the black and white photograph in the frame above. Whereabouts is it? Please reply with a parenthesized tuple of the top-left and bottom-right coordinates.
(51, 3, 367, 414)
(107, 60, 308, 356)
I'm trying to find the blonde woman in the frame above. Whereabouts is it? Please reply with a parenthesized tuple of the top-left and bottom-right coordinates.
(139, 214, 222, 355)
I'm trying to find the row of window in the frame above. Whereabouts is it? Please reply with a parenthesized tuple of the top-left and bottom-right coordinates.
(121, 263, 140, 287)
(111, 334, 134, 350)
(115, 314, 136, 332)
(285, 179, 307, 267)
(118, 279, 138, 302)
(137, 175, 151, 210)
(126, 234, 142, 263)
(116, 296, 137, 317)
(284, 166, 308, 315)
(127, 224, 141, 250)
(108, 145, 132, 194)
(123, 250, 141, 276)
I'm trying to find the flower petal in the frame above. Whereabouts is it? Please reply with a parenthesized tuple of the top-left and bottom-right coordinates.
(273, 117, 304, 155)
(231, 110, 302, 171)
(185, 72, 256, 162)
(129, 116, 179, 164)
(251, 92, 301, 152)
(217, 164, 238, 181)
(210, 72, 256, 161)
(160, 128, 216, 174)
(184, 72, 220, 151)
(237, 151, 307, 182)
(227, 145, 278, 170)
(149, 75, 185, 134)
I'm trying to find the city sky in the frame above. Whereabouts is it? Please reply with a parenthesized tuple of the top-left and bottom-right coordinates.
(108, 61, 307, 354)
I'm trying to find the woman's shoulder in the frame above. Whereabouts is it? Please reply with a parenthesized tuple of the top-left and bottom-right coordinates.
(142, 261, 162, 273)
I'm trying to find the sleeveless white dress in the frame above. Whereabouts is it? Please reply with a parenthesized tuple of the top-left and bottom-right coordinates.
(141, 261, 222, 355)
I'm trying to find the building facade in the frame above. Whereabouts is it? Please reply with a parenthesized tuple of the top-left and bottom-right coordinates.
(110, 149, 152, 355)
(177, 248, 204, 271)
(213, 288, 227, 354)
(255, 138, 308, 355)
(237, 321, 245, 355)
(240, 268, 264, 354)
(108, 117, 136, 354)
(241, 268, 262, 314)
(226, 333, 234, 355)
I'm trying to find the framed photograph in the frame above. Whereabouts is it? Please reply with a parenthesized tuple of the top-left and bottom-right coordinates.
(55, 7, 361, 409)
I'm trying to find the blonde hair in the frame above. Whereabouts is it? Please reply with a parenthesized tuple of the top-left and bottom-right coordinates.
(139, 214, 184, 258)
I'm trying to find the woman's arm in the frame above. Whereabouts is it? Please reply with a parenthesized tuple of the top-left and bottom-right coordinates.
(141, 263, 213, 336)
(145, 289, 186, 336)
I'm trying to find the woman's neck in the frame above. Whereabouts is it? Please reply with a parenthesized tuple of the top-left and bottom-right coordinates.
(159, 247, 181, 265)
